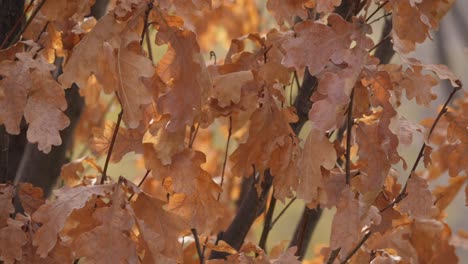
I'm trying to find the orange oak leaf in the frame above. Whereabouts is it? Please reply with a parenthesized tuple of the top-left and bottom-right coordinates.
(316, 0, 342, 14)
(211, 70, 254, 108)
(398, 174, 438, 219)
(90, 121, 144, 163)
(32, 184, 113, 257)
(0, 218, 28, 264)
(72, 186, 137, 263)
(168, 172, 224, 233)
(155, 16, 211, 131)
(230, 90, 295, 179)
(0, 185, 14, 228)
(266, 0, 313, 26)
(17, 183, 45, 215)
(410, 219, 458, 263)
(282, 14, 351, 75)
(433, 175, 467, 213)
(143, 117, 185, 166)
(330, 187, 381, 259)
(0, 49, 69, 153)
(132, 192, 188, 262)
(296, 129, 337, 205)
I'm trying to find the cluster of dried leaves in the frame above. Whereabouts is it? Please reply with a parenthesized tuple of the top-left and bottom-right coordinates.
(0, 0, 466, 263)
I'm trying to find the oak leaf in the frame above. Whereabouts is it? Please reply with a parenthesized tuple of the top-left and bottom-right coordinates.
(32, 184, 113, 257)
(296, 129, 337, 205)
(0, 185, 14, 228)
(90, 121, 144, 163)
(72, 186, 137, 263)
(398, 174, 437, 219)
(132, 192, 188, 262)
(0, 218, 28, 264)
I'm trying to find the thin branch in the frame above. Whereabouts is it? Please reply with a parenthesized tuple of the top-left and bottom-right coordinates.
(145, 28, 154, 63)
(340, 231, 372, 264)
(369, 35, 391, 53)
(0, 0, 33, 49)
(327, 248, 341, 264)
(217, 116, 232, 201)
(381, 84, 461, 212)
(192, 228, 205, 264)
(345, 89, 355, 185)
(128, 170, 151, 201)
(270, 196, 297, 229)
(365, 1, 389, 23)
(12, 0, 48, 45)
(368, 12, 392, 25)
(100, 109, 123, 184)
(341, 84, 462, 262)
(140, 1, 153, 46)
(188, 123, 200, 149)
(258, 191, 277, 250)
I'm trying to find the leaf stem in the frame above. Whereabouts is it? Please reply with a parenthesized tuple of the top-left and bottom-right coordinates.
(12, 0, 48, 46)
(100, 109, 123, 184)
(258, 192, 276, 250)
(128, 170, 151, 201)
(192, 228, 205, 264)
(345, 89, 355, 185)
(217, 116, 232, 201)
(269, 196, 297, 230)
(341, 83, 462, 263)
(0, 0, 33, 49)
(365, 1, 389, 23)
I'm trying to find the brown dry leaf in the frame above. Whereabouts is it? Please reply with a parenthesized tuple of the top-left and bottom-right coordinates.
(168, 172, 224, 233)
(0, 185, 14, 228)
(0, 49, 69, 153)
(155, 16, 211, 131)
(40, 0, 95, 26)
(205, 240, 237, 255)
(270, 246, 300, 264)
(230, 90, 294, 179)
(410, 219, 458, 263)
(282, 15, 352, 76)
(73, 186, 137, 263)
(114, 35, 155, 128)
(25, 69, 69, 153)
(90, 121, 144, 163)
(330, 187, 360, 259)
(143, 117, 185, 166)
(32, 184, 113, 257)
(0, 218, 28, 264)
(266, 0, 313, 26)
(400, 66, 439, 106)
(59, 13, 126, 90)
(211, 70, 254, 108)
(398, 174, 437, 219)
(433, 175, 467, 213)
(391, 0, 455, 54)
(296, 129, 336, 205)
(316, 0, 342, 14)
(60, 160, 85, 187)
(17, 183, 45, 215)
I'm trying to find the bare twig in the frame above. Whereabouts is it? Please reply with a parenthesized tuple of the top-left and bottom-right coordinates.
(369, 35, 391, 53)
(345, 89, 355, 185)
(365, 1, 389, 22)
(192, 228, 205, 264)
(11, 0, 48, 45)
(0, 0, 32, 49)
(100, 109, 123, 184)
(270, 196, 297, 229)
(217, 116, 232, 201)
(128, 170, 151, 201)
(327, 248, 341, 264)
(188, 123, 200, 149)
(340, 231, 372, 264)
(258, 191, 277, 250)
(368, 12, 392, 25)
(342, 83, 462, 262)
